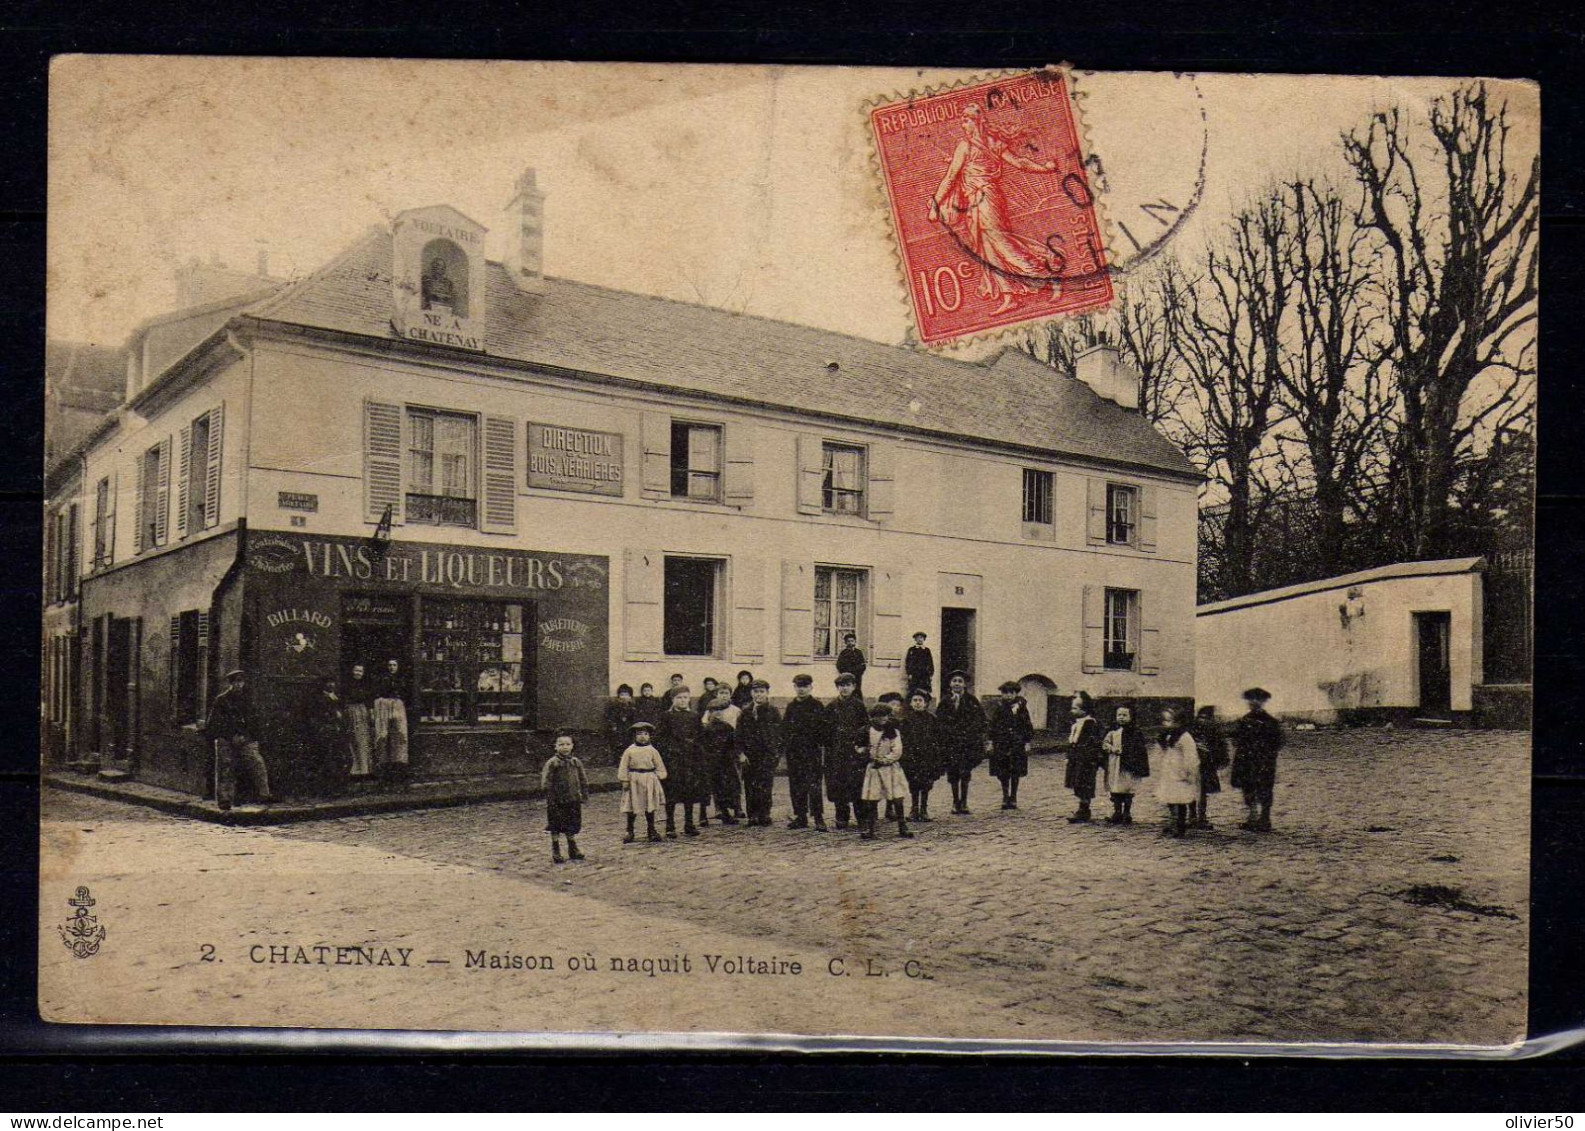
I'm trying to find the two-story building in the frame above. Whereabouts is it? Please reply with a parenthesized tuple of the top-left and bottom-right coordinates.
(55, 169, 1200, 799)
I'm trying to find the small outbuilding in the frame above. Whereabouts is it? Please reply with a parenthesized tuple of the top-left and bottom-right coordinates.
(1195, 557, 1485, 724)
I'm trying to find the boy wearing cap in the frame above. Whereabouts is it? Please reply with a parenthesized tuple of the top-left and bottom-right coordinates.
(618, 721, 667, 843)
(737, 679, 782, 826)
(988, 680, 1035, 810)
(656, 688, 708, 838)
(1231, 687, 1285, 832)
(935, 670, 987, 815)
(700, 697, 741, 826)
(836, 633, 869, 699)
(905, 631, 935, 698)
(900, 688, 943, 821)
(826, 672, 871, 829)
(541, 729, 590, 864)
(782, 673, 828, 830)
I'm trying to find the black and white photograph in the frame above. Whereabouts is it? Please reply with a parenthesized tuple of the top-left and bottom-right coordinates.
(37, 57, 1536, 1049)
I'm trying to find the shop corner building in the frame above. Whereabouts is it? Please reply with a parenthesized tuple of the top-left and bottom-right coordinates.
(43, 174, 1200, 798)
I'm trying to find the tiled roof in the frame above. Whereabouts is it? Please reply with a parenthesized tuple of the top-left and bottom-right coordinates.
(245, 228, 1198, 479)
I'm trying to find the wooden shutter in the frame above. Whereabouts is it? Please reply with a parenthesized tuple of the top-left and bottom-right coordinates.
(1086, 478, 1107, 545)
(1081, 584, 1105, 673)
(153, 439, 171, 547)
(723, 424, 756, 507)
(872, 567, 904, 663)
(640, 412, 671, 499)
(1138, 484, 1158, 553)
(623, 548, 663, 661)
(731, 554, 766, 662)
(203, 405, 224, 529)
(176, 423, 193, 539)
(795, 435, 823, 515)
(133, 455, 146, 555)
(44, 509, 57, 603)
(363, 400, 404, 524)
(106, 472, 117, 565)
(867, 441, 896, 523)
(66, 503, 78, 599)
(780, 559, 814, 662)
(1138, 591, 1160, 675)
(169, 614, 182, 711)
(480, 415, 518, 534)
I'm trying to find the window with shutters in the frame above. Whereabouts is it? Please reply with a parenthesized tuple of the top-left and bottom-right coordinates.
(418, 599, 526, 725)
(48, 506, 78, 604)
(670, 421, 722, 502)
(92, 477, 113, 569)
(185, 412, 210, 535)
(139, 444, 164, 550)
(663, 556, 723, 657)
(821, 443, 866, 516)
(1103, 587, 1139, 671)
(813, 566, 865, 658)
(169, 609, 206, 724)
(1106, 483, 1138, 545)
(407, 408, 477, 527)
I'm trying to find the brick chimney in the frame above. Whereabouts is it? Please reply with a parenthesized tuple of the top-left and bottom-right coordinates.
(504, 168, 546, 295)
(1074, 341, 1140, 411)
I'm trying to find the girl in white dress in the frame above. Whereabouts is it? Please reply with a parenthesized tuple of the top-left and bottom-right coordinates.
(861, 703, 914, 840)
(1152, 706, 1200, 839)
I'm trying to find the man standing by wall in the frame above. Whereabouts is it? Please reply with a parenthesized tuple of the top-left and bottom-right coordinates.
(206, 669, 273, 811)
(905, 631, 935, 698)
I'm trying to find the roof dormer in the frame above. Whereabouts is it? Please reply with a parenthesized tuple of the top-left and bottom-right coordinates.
(390, 205, 488, 352)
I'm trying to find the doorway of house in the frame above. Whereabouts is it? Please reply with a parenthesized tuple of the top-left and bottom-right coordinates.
(1414, 610, 1453, 716)
(104, 615, 140, 768)
(940, 607, 978, 690)
(342, 593, 413, 690)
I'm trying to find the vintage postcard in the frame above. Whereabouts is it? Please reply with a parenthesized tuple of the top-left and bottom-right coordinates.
(40, 58, 1535, 1049)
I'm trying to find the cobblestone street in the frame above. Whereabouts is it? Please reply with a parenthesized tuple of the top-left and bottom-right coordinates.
(41, 728, 1528, 1046)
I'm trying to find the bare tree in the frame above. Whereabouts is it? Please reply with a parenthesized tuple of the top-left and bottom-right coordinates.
(1341, 82, 1539, 560)
(1163, 194, 1293, 597)
(1273, 177, 1398, 575)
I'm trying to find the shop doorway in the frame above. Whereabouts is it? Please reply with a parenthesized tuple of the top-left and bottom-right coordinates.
(342, 593, 414, 692)
(103, 615, 140, 767)
(940, 607, 978, 689)
(1415, 611, 1453, 717)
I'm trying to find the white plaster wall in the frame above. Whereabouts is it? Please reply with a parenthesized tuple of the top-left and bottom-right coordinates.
(1195, 571, 1484, 719)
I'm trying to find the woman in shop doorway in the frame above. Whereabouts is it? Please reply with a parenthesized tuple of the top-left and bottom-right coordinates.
(374, 658, 410, 786)
(344, 663, 375, 781)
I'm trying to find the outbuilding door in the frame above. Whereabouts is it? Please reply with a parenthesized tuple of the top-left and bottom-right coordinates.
(1415, 611, 1453, 716)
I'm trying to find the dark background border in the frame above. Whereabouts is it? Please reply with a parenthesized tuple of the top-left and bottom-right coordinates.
(1, 0, 1582, 1110)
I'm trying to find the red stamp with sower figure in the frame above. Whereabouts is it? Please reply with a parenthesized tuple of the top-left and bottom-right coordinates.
(869, 69, 1113, 346)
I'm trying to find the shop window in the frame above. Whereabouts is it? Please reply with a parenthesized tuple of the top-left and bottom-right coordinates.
(670, 421, 722, 502)
(663, 556, 722, 657)
(1022, 468, 1054, 537)
(407, 408, 478, 527)
(813, 566, 865, 658)
(822, 443, 866, 516)
(1104, 587, 1140, 671)
(92, 476, 114, 569)
(1107, 483, 1138, 545)
(418, 599, 526, 725)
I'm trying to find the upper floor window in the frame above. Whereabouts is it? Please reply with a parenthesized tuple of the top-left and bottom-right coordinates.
(814, 566, 865, 658)
(822, 443, 866, 516)
(407, 408, 477, 527)
(1022, 468, 1054, 536)
(92, 476, 113, 569)
(136, 441, 169, 552)
(48, 504, 78, 604)
(185, 412, 210, 535)
(670, 421, 722, 502)
(1107, 483, 1138, 545)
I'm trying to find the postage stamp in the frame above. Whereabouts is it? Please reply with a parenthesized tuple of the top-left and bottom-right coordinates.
(868, 68, 1113, 347)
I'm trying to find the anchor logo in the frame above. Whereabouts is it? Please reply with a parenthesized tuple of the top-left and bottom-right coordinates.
(58, 885, 107, 959)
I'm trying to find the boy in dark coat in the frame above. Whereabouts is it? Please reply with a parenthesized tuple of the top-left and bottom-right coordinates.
(905, 631, 935, 698)
(1231, 687, 1285, 832)
(935, 670, 988, 815)
(781, 673, 828, 830)
(604, 684, 637, 763)
(656, 689, 708, 837)
(836, 633, 868, 699)
(541, 729, 589, 864)
(634, 682, 665, 726)
(1064, 690, 1105, 823)
(988, 680, 1035, 810)
(700, 698, 741, 825)
(826, 672, 871, 829)
(899, 688, 943, 821)
(736, 679, 782, 826)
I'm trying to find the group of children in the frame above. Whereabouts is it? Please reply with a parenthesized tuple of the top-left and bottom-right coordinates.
(540, 674, 1286, 863)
